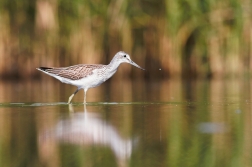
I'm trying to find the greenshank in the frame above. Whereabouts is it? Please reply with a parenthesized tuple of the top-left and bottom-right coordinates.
(37, 51, 144, 104)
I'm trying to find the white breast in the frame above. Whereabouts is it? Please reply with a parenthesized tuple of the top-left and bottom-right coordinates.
(62, 68, 117, 89)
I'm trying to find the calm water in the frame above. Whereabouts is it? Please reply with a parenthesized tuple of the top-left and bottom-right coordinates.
(0, 78, 252, 167)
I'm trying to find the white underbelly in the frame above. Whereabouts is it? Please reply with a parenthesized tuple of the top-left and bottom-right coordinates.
(61, 73, 109, 89)
(53, 68, 117, 90)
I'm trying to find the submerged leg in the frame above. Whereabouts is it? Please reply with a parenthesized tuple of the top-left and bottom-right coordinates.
(68, 88, 79, 104)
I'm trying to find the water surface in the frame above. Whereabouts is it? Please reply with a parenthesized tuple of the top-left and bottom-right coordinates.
(0, 78, 251, 167)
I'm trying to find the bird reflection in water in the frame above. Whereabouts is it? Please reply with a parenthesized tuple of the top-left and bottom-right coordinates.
(39, 104, 136, 166)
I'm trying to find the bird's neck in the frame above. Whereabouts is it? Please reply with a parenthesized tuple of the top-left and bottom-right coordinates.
(108, 59, 121, 71)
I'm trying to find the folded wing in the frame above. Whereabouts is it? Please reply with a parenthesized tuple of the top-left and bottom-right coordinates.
(38, 64, 105, 80)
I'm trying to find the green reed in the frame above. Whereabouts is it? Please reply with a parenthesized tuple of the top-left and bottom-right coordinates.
(0, 0, 251, 78)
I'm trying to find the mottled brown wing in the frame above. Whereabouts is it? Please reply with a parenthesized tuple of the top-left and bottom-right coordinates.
(45, 64, 105, 80)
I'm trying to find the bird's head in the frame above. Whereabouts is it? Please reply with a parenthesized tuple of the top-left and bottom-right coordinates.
(112, 51, 145, 70)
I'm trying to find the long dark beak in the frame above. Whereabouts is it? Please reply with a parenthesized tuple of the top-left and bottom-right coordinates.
(130, 60, 145, 70)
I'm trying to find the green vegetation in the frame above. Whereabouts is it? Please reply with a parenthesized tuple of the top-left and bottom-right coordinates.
(0, 0, 251, 78)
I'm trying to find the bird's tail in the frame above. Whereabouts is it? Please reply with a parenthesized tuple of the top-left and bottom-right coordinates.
(36, 67, 53, 71)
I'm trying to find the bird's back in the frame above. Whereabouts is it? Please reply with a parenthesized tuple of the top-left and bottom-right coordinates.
(37, 64, 106, 80)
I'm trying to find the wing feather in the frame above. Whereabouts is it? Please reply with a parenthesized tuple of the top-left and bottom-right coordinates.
(39, 64, 105, 80)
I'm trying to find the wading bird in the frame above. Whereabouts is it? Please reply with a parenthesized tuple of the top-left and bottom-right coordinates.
(37, 51, 144, 103)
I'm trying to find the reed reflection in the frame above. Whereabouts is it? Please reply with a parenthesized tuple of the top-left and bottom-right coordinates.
(39, 104, 135, 167)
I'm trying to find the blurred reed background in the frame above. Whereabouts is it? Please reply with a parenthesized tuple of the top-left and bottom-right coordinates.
(0, 0, 251, 79)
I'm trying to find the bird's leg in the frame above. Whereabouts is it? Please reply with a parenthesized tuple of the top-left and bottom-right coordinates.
(68, 88, 79, 104)
(84, 88, 88, 104)
(68, 103, 74, 112)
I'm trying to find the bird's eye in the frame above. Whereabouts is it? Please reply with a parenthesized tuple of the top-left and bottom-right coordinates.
(124, 55, 126, 58)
